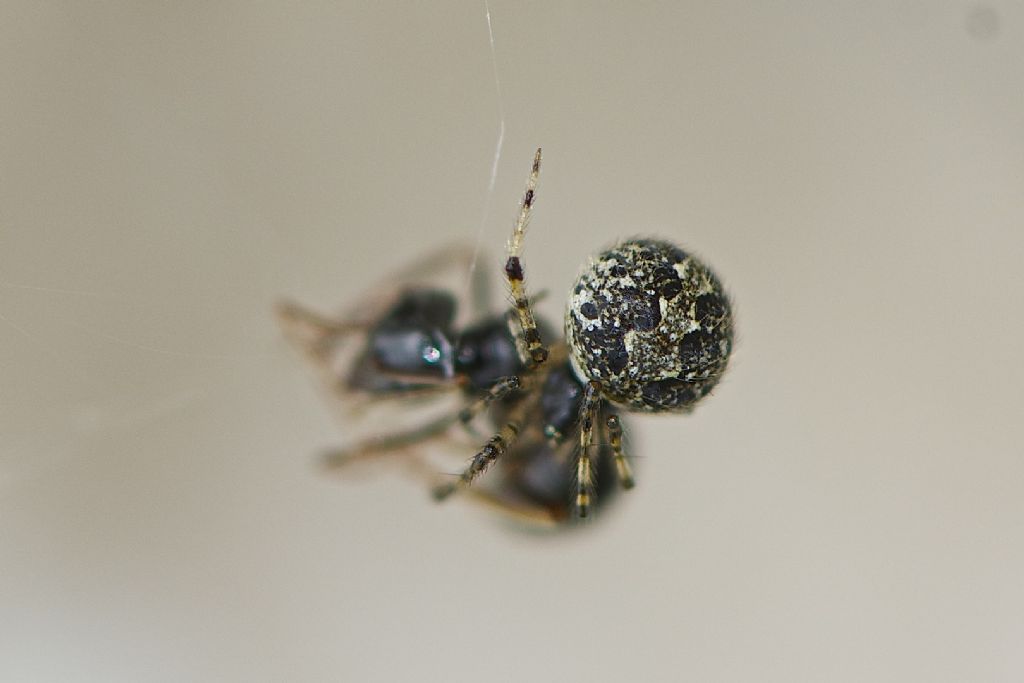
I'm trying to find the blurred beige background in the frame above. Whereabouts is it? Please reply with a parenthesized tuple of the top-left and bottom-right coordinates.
(2, 2, 1023, 681)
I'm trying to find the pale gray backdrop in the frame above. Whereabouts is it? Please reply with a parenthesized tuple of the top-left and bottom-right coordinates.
(2, 2, 1023, 681)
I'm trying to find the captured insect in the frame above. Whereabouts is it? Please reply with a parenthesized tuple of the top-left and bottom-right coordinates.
(278, 149, 734, 528)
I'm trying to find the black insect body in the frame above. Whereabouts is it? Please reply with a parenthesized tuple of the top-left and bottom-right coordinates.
(347, 289, 459, 394)
(279, 149, 733, 527)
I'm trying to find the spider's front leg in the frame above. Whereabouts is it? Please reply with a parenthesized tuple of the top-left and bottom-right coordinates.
(431, 416, 522, 502)
(433, 149, 551, 502)
(505, 148, 548, 368)
(432, 375, 539, 501)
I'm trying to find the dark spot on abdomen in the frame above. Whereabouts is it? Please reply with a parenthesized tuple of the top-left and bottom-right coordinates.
(608, 340, 629, 374)
(695, 292, 726, 323)
(679, 329, 718, 367)
(641, 378, 697, 408)
(653, 265, 682, 301)
(636, 295, 662, 331)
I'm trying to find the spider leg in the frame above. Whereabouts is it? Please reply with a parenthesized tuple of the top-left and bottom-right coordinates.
(457, 375, 520, 424)
(432, 417, 523, 501)
(606, 414, 635, 490)
(575, 380, 602, 518)
(432, 374, 542, 501)
(504, 148, 548, 368)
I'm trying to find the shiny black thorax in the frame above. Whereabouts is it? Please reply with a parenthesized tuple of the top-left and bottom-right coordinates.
(347, 289, 521, 393)
(349, 288, 582, 434)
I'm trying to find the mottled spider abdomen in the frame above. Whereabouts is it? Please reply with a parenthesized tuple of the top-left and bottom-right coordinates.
(565, 239, 733, 412)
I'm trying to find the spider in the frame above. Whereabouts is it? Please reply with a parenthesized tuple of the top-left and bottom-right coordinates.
(278, 149, 733, 527)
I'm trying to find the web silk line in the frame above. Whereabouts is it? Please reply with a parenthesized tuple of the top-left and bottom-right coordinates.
(463, 0, 507, 318)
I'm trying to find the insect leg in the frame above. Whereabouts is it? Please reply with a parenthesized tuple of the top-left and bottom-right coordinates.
(276, 299, 367, 359)
(461, 489, 564, 527)
(322, 413, 460, 469)
(323, 374, 521, 469)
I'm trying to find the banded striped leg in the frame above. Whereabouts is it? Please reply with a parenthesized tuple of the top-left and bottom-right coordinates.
(457, 376, 520, 425)
(432, 421, 522, 501)
(504, 148, 548, 368)
(432, 379, 538, 501)
(576, 380, 603, 518)
(606, 414, 635, 490)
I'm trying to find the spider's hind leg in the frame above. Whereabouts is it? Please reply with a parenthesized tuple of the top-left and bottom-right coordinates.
(574, 383, 636, 518)
(575, 381, 601, 518)
(606, 414, 635, 490)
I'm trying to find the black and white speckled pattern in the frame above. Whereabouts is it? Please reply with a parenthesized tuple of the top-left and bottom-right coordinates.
(565, 239, 733, 412)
